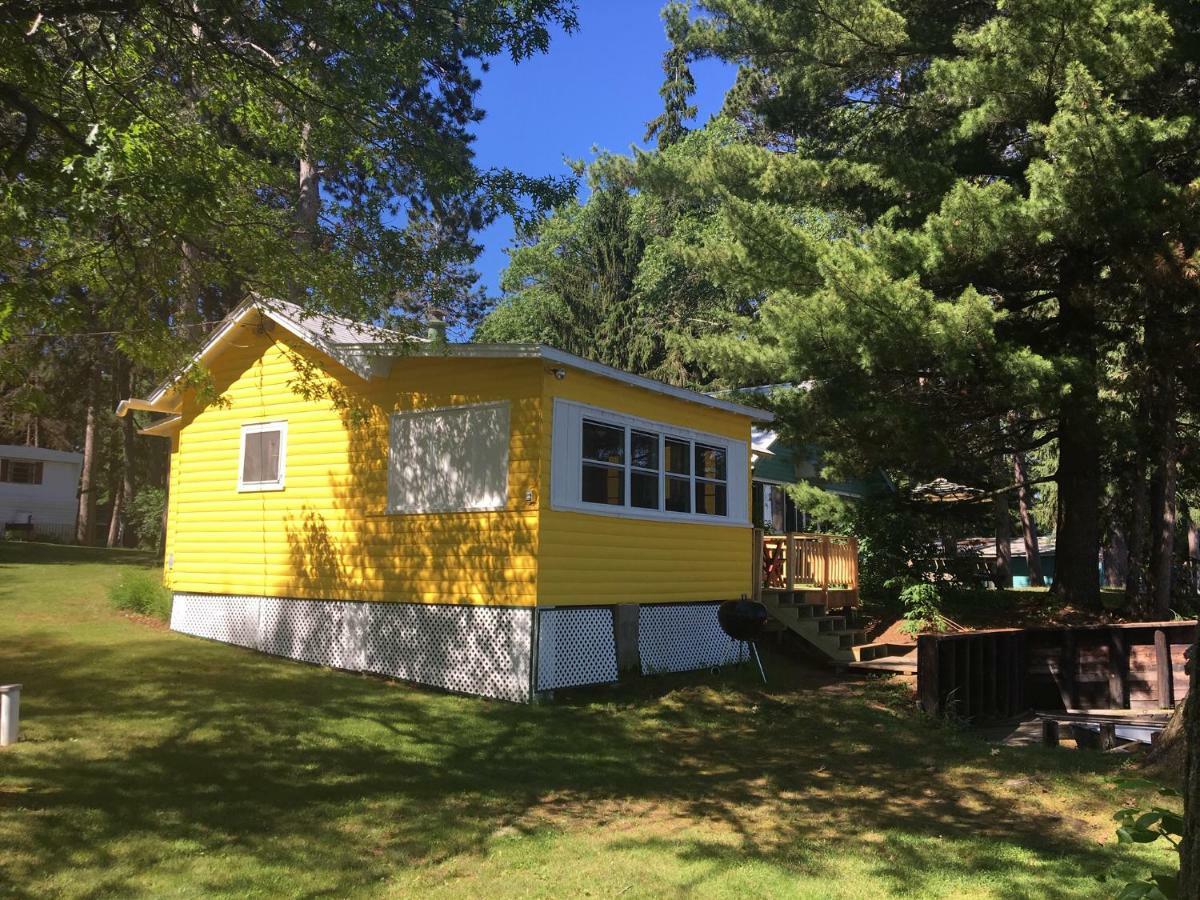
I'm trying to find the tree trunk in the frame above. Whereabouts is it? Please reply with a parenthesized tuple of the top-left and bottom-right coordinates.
(1055, 384, 1101, 607)
(296, 122, 319, 247)
(1149, 444, 1178, 617)
(1179, 642, 1200, 896)
(1054, 278, 1102, 608)
(75, 387, 98, 546)
(1126, 468, 1151, 610)
(1189, 518, 1199, 596)
(107, 358, 136, 549)
(993, 482, 1012, 589)
(1148, 368, 1178, 618)
(1013, 451, 1044, 587)
(1102, 526, 1127, 589)
(105, 485, 124, 548)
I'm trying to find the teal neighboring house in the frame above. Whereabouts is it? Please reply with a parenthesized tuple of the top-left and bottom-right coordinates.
(708, 385, 888, 533)
(750, 427, 887, 533)
(961, 535, 1058, 588)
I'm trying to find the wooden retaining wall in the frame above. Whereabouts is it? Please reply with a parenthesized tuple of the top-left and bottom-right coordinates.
(917, 621, 1196, 722)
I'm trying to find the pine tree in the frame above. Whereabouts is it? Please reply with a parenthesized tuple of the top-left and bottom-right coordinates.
(476, 126, 752, 387)
(645, 42, 698, 150)
(668, 0, 1200, 610)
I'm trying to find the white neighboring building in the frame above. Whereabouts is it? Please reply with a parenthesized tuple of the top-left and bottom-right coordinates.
(0, 445, 82, 539)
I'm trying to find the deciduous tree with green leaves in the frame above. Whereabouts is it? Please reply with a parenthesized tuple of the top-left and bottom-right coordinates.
(1, 0, 578, 543)
(1, 0, 579, 354)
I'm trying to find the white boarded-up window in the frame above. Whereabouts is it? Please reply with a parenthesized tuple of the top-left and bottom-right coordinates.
(388, 401, 510, 514)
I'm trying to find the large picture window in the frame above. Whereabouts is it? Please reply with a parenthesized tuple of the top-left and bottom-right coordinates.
(552, 400, 748, 525)
(238, 421, 287, 492)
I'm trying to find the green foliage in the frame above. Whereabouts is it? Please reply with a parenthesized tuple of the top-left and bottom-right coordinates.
(897, 582, 948, 635)
(1108, 779, 1182, 899)
(475, 123, 754, 386)
(126, 488, 167, 551)
(661, 0, 1200, 606)
(108, 570, 172, 621)
(0, 1, 579, 366)
(784, 477, 949, 608)
(644, 23, 697, 150)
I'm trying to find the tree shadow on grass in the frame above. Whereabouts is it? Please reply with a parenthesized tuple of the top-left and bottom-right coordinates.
(0, 542, 160, 568)
(0, 632, 1159, 897)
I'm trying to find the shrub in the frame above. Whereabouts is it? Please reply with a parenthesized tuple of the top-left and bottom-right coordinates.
(109, 570, 172, 621)
(898, 582, 947, 635)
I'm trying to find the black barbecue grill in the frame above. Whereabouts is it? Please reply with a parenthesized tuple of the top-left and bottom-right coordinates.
(717, 598, 769, 682)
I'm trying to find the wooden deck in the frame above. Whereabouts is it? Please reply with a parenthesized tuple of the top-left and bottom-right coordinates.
(755, 531, 860, 607)
(754, 530, 864, 663)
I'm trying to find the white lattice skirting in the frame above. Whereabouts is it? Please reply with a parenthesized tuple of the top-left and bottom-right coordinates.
(535, 607, 618, 691)
(171, 594, 741, 701)
(638, 603, 741, 675)
(171, 593, 533, 702)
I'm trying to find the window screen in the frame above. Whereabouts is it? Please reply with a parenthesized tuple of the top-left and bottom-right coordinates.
(243, 431, 280, 484)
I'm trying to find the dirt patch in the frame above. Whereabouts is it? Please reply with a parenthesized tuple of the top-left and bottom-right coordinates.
(118, 611, 169, 630)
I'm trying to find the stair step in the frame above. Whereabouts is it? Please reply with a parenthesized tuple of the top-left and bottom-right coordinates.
(764, 603, 869, 665)
(851, 642, 916, 662)
(838, 631, 866, 651)
(847, 655, 918, 675)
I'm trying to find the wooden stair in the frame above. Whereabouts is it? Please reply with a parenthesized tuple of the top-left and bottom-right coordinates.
(848, 643, 918, 674)
(761, 591, 865, 664)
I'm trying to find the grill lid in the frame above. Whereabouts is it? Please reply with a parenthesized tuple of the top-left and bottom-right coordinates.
(718, 600, 769, 642)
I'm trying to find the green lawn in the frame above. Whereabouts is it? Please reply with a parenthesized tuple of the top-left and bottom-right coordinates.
(0, 543, 1176, 898)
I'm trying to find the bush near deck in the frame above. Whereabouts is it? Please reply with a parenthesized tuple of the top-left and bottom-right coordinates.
(0, 542, 1178, 898)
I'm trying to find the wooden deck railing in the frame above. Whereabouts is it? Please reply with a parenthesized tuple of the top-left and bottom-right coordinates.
(755, 531, 860, 606)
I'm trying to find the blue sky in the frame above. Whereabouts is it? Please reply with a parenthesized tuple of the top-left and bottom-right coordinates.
(470, 1, 735, 301)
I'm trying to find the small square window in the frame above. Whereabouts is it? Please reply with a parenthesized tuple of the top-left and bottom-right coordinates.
(239, 422, 287, 491)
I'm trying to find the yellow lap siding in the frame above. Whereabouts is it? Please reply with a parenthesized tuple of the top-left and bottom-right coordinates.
(165, 331, 542, 606)
(164, 326, 762, 609)
(163, 435, 181, 589)
(535, 367, 756, 606)
(538, 511, 752, 605)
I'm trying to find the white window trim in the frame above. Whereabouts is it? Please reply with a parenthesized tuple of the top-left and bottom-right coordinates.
(387, 400, 511, 515)
(551, 398, 749, 526)
(237, 420, 288, 492)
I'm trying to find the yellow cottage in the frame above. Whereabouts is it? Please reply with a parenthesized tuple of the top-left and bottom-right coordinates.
(120, 297, 773, 701)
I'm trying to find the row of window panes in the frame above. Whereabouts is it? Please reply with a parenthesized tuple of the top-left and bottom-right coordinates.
(581, 420, 727, 516)
(0, 459, 42, 485)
